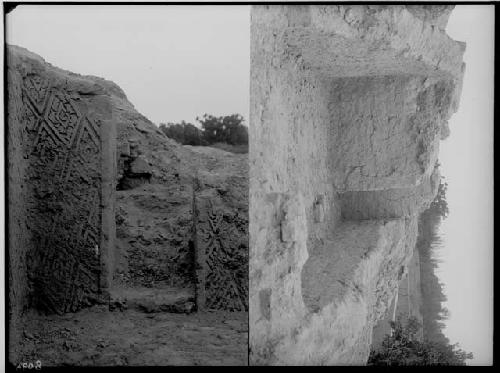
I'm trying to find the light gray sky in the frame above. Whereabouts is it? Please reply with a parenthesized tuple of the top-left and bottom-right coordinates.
(6, 5, 250, 125)
(440, 5, 494, 365)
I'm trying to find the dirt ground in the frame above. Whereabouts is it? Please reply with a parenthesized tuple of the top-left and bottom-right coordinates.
(13, 307, 248, 366)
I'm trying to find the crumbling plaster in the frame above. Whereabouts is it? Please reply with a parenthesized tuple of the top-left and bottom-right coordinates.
(250, 5, 464, 365)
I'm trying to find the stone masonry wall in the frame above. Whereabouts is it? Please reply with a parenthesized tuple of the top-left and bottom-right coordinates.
(250, 5, 464, 365)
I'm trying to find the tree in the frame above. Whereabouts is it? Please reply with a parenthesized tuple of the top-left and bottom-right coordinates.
(418, 177, 451, 345)
(196, 113, 248, 145)
(159, 114, 248, 151)
(368, 317, 473, 366)
(429, 179, 449, 219)
(159, 121, 206, 146)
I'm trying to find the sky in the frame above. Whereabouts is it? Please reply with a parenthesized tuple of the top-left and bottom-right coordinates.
(6, 5, 250, 125)
(439, 5, 494, 365)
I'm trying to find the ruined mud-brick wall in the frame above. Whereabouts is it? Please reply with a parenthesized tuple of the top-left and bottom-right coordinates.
(7, 45, 248, 322)
(194, 172, 249, 312)
(113, 120, 196, 289)
(108, 77, 219, 292)
(249, 5, 464, 365)
(56, 42, 249, 308)
(106, 71, 249, 308)
(7, 45, 116, 329)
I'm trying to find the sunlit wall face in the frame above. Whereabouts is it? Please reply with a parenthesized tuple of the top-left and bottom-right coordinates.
(6, 5, 251, 125)
(440, 5, 494, 366)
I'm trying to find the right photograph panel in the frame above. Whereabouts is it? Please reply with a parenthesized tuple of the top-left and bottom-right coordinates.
(249, 4, 493, 366)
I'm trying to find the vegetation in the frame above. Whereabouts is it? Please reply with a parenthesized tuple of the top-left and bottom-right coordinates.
(429, 180, 449, 219)
(418, 179, 450, 345)
(369, 178, 472, 366)
(159, 120, 206, 146)
(159, 114, 248, 153)
(368, 317, 473, 366)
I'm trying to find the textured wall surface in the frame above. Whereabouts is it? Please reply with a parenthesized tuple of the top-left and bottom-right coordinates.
(194, 186, 249, 311)
(250, 5, 464, 365)
(7, 45, 116, 321)
(8, 45, 249, 324)
(111, 110, 249, 310)
(371, 248, 424, 350)
(100, 57, 249, 302)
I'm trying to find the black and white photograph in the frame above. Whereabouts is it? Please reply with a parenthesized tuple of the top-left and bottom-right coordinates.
(1, 1, 495, 368)
(3, 3, 249, 367)
(248, 3, 493, 366)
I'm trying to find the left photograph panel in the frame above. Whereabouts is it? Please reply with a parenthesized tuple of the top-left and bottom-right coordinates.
(5, 4, 249, 367)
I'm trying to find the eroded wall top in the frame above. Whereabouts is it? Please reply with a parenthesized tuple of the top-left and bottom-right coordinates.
(252, 5, 465, 79)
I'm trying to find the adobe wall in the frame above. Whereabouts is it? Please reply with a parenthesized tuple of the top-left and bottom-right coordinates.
(250, 5, 464, 365)
(7, 45, 116, 327)
(8, 45, 249, 323)
(194, 183, 249, 311)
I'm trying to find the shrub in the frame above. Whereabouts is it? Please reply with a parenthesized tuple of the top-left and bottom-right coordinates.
(159, 114, 248, 150)
(368, 317, 473, 366)
(159, 121, 206, 146)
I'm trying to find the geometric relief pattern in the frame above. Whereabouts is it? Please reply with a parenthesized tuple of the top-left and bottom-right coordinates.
(21, 95, 41, 133)
(196, 198, 249, 311)
(21, 73, 103, 314)
(23, 74, 51, 114)
(43, 92, 81, 147)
